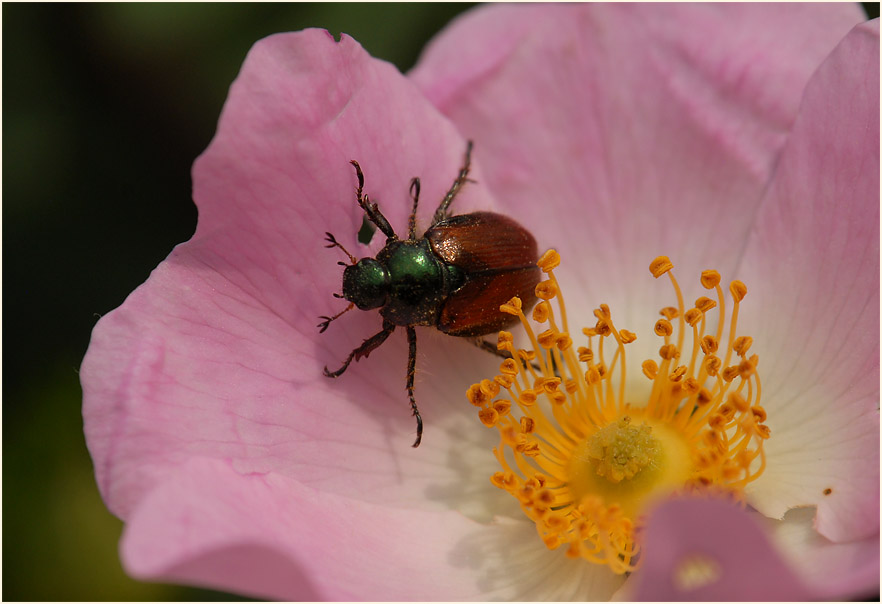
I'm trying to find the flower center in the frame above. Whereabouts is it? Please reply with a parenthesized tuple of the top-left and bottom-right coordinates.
(466, 252, 770, 574)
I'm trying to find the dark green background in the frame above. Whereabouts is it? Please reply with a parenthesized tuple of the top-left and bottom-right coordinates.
(3, 3, 878, 601)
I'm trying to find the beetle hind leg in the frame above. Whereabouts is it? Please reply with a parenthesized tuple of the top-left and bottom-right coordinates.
(406, 325, 424, 447)
(471, 338, 543, 372)
(471, 337, 510, 359)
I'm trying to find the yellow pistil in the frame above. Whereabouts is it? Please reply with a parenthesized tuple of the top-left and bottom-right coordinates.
(466, 252, 769, 574)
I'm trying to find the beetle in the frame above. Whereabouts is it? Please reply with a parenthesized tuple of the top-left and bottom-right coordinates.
(319, 142, 540, 447)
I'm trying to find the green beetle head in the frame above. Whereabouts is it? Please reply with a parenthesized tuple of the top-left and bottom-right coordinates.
(342, 258, 389, 310)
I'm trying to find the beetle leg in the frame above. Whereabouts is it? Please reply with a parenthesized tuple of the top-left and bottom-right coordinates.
(471, 338, 542, 372)
(432, 140, 474, 224)
(408, 177, 420, 240)
(406, 325, 424, 447)
(323, 320, 396, 378)
(350, 160, 397, 240)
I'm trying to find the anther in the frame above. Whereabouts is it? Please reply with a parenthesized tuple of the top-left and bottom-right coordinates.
(519, 390, 538, 405)
(495, 374, 513, 388)
(654, 319, 673, 337)
(533, 301, 551, 323)
(479, 407, 499, 427)
(700, 335, 719, 354)
(722, 365, 740, 382)
(697, 388, 713, 405)
(556, 334, 573, 351)
(537, 329, 557, 349)
(684, 308, 703, 326)
(734, 336, 753, 355)
(467, 383, 488, 406)
(704, 355, 721, 376)
(660, 306, 679, 320)
(659, 344, 678, 360)
(500, 297, 523, 315)
(730, 280, 747, 302)
(493, 400, 512, 416)
(481, 379, 500, 397)
(650, 256, 674, 278)
(700, 270, 721, 289)
(535, 281, 557, 300)
(500, 358, 519, 375)
(538, 249, 561, 272)
(738, 359, 755, 378)
(694, 296, 716, 312)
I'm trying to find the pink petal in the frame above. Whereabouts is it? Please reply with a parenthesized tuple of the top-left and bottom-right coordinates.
(765, 507, 879, 600)
(632, 498, 879, 601)
(411, 4, 864, 331)
(121, 457, 486, 600)
(632, 498, 815, 601)
(738, 20, 880, 543)
(82, 29, 510, 597)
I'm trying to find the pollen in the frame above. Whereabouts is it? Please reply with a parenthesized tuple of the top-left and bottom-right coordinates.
(468, 253, 769, 574)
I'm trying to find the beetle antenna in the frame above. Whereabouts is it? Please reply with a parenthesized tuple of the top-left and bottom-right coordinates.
(324, 232, 357, 265)
(317, 302, 355, 333)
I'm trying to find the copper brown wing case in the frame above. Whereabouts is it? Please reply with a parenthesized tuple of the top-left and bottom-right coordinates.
(425, 212, 540, 337)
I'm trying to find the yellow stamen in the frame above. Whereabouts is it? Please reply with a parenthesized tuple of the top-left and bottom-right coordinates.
(468, 253, 769, 574)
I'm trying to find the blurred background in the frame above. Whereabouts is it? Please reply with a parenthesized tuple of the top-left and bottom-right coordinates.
(2, 4, 473, 599)
(3, 3, 878, 601)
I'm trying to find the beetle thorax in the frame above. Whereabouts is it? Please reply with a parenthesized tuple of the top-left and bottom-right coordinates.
(377, 240, 462, 327)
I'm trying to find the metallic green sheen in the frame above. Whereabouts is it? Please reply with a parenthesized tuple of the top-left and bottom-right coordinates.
(375, 240, 446, 326)
(342, 258, 389, 310)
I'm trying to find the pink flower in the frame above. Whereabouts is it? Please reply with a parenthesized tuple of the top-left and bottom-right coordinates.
(81, 4, 878, 600)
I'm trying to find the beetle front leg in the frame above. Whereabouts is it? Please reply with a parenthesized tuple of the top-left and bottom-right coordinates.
(432, 140, 474, 223)
(350, 160, 397, 240)
(323, 320, 396, 377)
(406, 325, 424, 447)
(408, 177, 420, 240)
